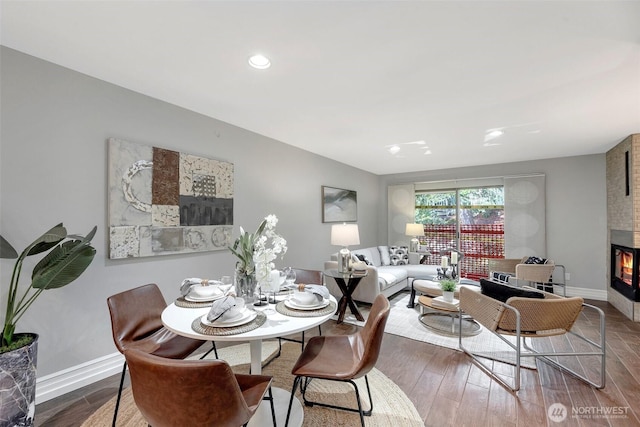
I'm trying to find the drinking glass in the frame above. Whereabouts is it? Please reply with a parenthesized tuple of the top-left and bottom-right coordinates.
(220, 275, 233, 294)
(267, 270, 283, 305)
(284, 267, 297, 299)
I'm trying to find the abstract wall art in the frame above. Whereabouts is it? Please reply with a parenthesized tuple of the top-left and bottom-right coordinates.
(322, 186, 357, 223)
(108, 138, 234, 258)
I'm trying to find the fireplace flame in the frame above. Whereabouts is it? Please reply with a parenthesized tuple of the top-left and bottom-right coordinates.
(618, 250, 634, 286)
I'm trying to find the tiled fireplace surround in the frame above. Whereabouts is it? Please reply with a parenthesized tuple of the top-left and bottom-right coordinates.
(607, 133, 640, 321)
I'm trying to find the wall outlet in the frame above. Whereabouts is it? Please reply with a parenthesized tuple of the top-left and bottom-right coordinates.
(565, 272, 571, 281)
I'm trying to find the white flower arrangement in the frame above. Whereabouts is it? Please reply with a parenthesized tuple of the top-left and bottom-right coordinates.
(229, 214, 287, 284)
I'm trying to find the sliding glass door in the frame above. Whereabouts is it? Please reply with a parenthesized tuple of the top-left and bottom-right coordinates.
(415, 187, 504, 280)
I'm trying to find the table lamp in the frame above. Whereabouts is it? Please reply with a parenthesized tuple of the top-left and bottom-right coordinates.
(331, 223, 360, 273)
(405, 223, 424, 252)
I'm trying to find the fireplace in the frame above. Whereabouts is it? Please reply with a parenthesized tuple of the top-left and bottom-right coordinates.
(611, 244, 640, 301)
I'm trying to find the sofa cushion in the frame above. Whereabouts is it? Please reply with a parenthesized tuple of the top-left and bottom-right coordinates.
(403, 264, 440, 279)
(377, 266, 408, 290)
(378, 246, 391, 266)
(480, 279, 544, 303)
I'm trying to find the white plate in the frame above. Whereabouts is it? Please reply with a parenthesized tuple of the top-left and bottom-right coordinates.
(201, 309, 257, 328)
(185, 292, 225, 302)
(284, 298, 330, 311)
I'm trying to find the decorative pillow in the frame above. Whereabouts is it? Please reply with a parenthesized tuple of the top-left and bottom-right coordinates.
(490, 271, 513, 284)
(524, 256, 547, 265)
(355, 254, 372, 265)
(378, 246, 391, 266)
(389, 246, 409, 265)
(480, 279, 545, 303)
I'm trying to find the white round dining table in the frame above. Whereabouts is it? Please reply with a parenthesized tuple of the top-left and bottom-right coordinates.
(161, 296, 337, 427)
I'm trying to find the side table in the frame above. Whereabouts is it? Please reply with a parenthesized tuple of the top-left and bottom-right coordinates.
(324, 269, 367, 324)
(417, 296, 481, 337)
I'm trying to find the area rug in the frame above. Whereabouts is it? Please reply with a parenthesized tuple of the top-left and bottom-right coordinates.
(81, 342, 424, 427)
(338, 292, 536, 369)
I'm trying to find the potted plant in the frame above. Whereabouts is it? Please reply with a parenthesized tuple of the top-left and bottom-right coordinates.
(0, 223, 97, 426)
(439, 279, 457, 302)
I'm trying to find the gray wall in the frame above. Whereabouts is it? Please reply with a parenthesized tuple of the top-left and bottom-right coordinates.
(0, 46, 609, 382)
(378, 154, 607, 293)
(0, 47, 379, 376)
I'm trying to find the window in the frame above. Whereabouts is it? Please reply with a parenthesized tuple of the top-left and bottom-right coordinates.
(415, 187, 504, 280)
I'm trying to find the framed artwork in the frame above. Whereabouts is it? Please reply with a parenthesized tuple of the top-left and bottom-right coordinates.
(108, 138, 234, 259)
(322, 186, 357, 223)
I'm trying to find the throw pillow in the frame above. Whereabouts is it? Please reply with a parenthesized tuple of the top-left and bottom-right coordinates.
(378, 246, 391, 266)
(480, 279, 545, 303)
(355, 254, 372, 265)
(389, 246, 409, 265)
(524, 256, 547, 265)
(490, 271, 513, 283)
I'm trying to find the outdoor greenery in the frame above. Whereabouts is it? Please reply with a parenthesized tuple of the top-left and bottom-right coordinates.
(415, 187, 504, 225)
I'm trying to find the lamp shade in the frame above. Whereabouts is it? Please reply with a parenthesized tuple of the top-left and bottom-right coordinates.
(331, 223, 360, 247)
(405, 223, 424, 237)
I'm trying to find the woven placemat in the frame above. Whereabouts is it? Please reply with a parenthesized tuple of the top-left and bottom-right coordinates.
(275, 300, 337, 317)
(174, 296, 216, 308)
(191, 311, 267, 336)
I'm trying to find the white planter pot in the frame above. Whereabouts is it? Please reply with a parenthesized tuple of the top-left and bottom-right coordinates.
(443, 291, 455, 302)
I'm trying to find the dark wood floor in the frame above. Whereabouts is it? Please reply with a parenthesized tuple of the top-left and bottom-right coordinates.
(35, 297, 640, 427)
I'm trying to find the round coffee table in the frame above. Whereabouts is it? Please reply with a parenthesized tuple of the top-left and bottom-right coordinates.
(417, 296, 481, 337)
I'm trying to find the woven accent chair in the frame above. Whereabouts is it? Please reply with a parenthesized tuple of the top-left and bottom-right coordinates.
(458, 286, 605, 392)
(284, 294, 390, 427)
(107, 284, 217, 426)
(124, 348, 275, 427)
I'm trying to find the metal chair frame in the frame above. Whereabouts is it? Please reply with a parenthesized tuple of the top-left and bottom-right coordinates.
(289, 375, 373, 426)
(458, 287, 606, 392)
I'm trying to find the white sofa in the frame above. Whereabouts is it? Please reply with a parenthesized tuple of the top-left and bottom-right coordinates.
(324, 245, 440, 304)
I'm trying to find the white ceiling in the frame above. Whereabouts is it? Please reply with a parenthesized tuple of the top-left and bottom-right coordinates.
(2, 1, 639, 175)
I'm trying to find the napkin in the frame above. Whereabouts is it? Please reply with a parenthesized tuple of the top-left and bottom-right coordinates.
(302, 284, 330, 302)
(206, 296, 238, 323)
(180, 278, 220, 296)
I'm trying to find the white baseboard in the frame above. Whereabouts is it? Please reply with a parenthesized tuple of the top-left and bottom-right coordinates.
(36, 351, 124, 404)
(565, 285, 607, 301)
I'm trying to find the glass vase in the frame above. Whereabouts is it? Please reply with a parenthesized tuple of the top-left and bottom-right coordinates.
(235, 272, 257, 304)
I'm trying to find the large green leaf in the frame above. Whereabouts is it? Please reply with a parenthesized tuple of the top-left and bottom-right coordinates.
(26, 223, 66, 257)
(30, 226, 97, 290)
(0, 235, 18, 259)
(31, 242, 96, 289)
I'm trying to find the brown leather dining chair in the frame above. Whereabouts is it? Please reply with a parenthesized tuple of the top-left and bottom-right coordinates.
(107, 283, 217, 426)
(284, 293, 390, 427)
(124, 348, 276, 427)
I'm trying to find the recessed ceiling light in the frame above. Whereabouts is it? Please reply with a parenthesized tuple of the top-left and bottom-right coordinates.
(248, 54, 271, 69)
(388, 145, 401, 155)
(486, 129, 504, 139)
